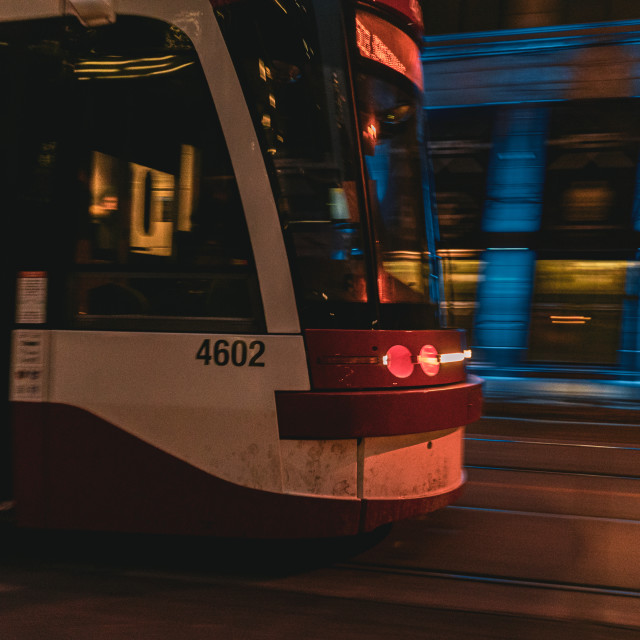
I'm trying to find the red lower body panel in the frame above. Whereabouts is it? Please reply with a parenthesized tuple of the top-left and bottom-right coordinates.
(12, 403, 462, 538)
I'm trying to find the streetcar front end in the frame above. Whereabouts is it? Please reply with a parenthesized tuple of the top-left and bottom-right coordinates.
(276, 328, 481, 533)
(6, 0, 481, 538)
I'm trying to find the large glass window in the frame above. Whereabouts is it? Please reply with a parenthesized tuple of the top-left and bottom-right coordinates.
(355, 8, 439, 328)
(2, 17, 263, 333)
(217, 0, 439, 329)
(528, 260, 626, 365)
(426, 107, 493, 335)
(541, 99, 640, 258)
(217, 0, 370, 328)
(428, 107, 493, 249)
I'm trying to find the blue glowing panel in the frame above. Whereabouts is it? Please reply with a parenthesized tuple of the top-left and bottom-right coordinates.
(483, 108, 548, 233)
(620, 261, 640, 370)
(633, 154, 640, 232)
(473, 249, 536, 365)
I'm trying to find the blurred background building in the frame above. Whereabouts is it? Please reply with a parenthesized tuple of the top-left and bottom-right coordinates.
(422, 0, 640, 379)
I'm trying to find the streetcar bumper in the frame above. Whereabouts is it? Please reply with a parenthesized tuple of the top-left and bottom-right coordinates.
(11, 376, 480, 538)
(275, 375, 481, 529)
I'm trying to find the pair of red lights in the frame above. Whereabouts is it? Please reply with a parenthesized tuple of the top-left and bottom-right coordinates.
(382, 344, 471, 379)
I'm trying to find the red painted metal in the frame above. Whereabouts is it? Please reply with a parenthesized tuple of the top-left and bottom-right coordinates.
(362, 487, 464, 532)
(305, 329, 467, 389)
(277, 375, 482, 439)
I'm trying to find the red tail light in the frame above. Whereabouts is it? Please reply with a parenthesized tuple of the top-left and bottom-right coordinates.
(304, 329, 468, 390)
(418, 344, 440, 377)
(384, 345, 414, 378)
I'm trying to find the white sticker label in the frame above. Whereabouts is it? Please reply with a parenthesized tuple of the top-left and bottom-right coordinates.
(15, 271, 47, 324)
(11, 331, 47, 401)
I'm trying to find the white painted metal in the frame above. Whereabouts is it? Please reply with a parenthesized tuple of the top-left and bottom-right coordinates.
(281, 439, 359, 498)
(281, 429, 466, 500)
(10, 328, 466, 501)
(362, 428, 465, 499)
(46, 330, 310, 492)
(0, 1, 59, 21)
(64, 0, 116, 26)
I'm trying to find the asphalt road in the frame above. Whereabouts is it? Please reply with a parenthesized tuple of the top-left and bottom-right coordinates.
(0, 527, 639, 640)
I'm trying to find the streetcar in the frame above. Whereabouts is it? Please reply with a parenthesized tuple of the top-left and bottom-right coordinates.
(5, 0, 482, 538)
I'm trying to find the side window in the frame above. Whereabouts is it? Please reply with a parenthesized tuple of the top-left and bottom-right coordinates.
(541, 99, 639, 254)
(3, 17, 263, 333)
(69, 18, 262, 332)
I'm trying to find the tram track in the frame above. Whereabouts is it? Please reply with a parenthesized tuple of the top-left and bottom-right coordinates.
(481, 415, 640, 430)
(471, 407, 640, 449)
(462, 420, 640, 520)
(96, 534, 640, 630)
(284, 415, 640, 626)
(326, 504, 640, 629)
(338, 559, 640, 599)
(327, 558, 639, 630)
(465, 435, 640, 475)
(320, 418, 640, 627)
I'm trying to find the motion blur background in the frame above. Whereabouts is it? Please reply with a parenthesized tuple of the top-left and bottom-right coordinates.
(421, 0, 640, 385)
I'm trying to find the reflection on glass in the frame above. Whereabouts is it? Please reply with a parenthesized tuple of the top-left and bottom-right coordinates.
(438, 251, 481, 338)
(355, 10, 423, 90)
(528, 260, 627, 364)
(219, 0, 370, 326)
(219, 0, 439, 328)
(355, 8, 436, 318)
(0, 16, 262, 332)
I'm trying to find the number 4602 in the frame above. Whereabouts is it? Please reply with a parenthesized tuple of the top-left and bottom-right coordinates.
(196, 339, 265, 367)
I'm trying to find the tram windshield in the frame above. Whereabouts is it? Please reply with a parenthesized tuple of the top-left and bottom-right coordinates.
(218, 0, 440, 329)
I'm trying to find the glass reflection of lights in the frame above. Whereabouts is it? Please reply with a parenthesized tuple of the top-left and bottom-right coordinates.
(550, 316, 592, 324)
(355, 10, 423, 90)
(75, 55, 193, 80)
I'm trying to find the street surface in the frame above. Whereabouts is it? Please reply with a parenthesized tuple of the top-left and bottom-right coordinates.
(1, 391, 639, 639)
(0, 522, 638, 640)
